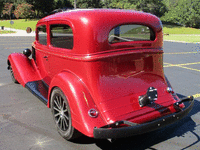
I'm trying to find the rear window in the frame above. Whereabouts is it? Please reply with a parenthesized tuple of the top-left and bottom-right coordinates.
(108, 24, 155, 44)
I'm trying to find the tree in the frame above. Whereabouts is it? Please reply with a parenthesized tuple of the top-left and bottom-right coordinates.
(161, 0, 200, 28)
(103, 0, 136, 9)
(55, 0, 73, 9)
(136, 0, 167, 17)
(14, 3, 35, 20)
(0, 0, 4, 17)
(103, 0, 167, 17)
(25, 0, 55, 17)
(69, 0, 103, 8)
(2, 2, 14, 19)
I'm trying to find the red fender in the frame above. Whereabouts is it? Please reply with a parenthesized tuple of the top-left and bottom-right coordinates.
(48, 71, 106, 137)
(7, 53, 41, 86)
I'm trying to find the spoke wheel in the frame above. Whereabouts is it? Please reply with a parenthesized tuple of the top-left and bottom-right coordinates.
(53, 94, 69, 132)
(10, 66, 19, 84)
(51, 87, 80, 140)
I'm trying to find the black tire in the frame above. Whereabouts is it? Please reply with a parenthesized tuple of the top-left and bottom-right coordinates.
(10, 66, 19, 84)
(50, 87, 81, 140)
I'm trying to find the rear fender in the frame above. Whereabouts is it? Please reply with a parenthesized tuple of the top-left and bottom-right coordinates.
(7, 53, 41, 86)
(48, 71, 106, 137)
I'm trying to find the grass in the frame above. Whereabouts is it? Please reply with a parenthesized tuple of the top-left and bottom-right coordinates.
(163, 24, 200, 34)
(0, 19, 38, 31)
(163, 24, 200, 43)
(163, 34, 200, 43)
(0, 30, 16, 34)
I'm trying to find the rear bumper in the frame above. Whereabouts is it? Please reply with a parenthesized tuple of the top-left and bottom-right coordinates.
(93, 96, 194, 139)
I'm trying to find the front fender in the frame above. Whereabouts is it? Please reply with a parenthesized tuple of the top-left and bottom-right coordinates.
(7, 53, 41, 86)
(48, 71, 106, 137)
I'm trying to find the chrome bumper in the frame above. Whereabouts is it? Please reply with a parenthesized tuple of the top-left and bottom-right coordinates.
(93, 96, 194, 139)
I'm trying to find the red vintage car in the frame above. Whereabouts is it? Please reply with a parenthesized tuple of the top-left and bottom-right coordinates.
(7, 9, 194, 140)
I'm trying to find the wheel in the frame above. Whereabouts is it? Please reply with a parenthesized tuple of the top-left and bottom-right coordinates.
(51, 87, 80, 140)
(9, 66, 19, 84)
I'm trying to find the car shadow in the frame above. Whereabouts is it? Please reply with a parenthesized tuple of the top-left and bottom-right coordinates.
(72, 93, 200, 150)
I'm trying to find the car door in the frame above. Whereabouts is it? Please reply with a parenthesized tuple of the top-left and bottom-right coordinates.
(35, 24, 51, 85)
(46, 21, 74, 81)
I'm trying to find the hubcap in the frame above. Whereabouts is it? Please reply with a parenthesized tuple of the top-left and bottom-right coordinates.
(53, 95, 69, 131)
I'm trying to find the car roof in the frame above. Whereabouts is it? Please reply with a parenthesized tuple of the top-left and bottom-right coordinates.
(37, 9, 163, 54)
(38, 9, 161, 29)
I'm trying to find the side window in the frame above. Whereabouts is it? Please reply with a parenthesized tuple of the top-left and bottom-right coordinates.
(37, 25, 47, 45)
(50, 24, 73, 49)
(108, 24, 155, 44)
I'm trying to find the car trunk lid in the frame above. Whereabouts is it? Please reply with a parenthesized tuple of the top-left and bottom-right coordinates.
(92, 49, 176, 124)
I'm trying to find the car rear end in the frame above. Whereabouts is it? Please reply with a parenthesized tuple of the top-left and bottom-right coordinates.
(92, 49, 194, 138)
(78, 10, 194, 138)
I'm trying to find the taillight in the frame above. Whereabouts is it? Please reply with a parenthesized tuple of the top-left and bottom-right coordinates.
(88, 109, 98, 118)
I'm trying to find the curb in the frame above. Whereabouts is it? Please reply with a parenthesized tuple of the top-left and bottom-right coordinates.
(0, 27, 35, 37)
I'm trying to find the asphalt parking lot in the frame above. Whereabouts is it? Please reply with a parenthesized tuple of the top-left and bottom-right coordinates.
(0, 36, 199, 150)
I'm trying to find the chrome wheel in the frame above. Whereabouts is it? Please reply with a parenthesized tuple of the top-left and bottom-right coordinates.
(53, 94, 69, 131)
(51, 87, 81, 140)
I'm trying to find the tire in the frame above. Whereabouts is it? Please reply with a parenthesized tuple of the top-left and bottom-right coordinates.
(10, 66, 19, 84)
(50, 87, 81, 140)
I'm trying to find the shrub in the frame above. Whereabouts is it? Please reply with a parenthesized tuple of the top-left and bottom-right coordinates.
(161, 0, 200, 28)
(14, 3, 35, 20)
(2, 3, 13, 19)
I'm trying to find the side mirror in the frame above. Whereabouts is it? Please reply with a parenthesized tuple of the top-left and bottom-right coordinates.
(23, 48, 32, 57)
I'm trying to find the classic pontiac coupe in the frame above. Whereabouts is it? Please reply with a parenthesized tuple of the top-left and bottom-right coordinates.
(7, 9, 194, 140)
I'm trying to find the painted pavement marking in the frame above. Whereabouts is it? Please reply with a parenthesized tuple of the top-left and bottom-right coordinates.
(193, 93, 200, 99)
(164, 62, 200, 72)
(164, 52, 199, 55)
(164, 62, 200, 67)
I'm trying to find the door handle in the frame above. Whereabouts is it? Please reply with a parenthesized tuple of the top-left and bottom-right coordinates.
(43, 56, 48, 58)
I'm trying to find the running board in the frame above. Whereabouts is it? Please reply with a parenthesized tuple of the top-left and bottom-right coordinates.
(25, 80, 49, 105)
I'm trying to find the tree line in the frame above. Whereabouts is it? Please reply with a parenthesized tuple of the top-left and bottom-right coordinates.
(0, 0, 200, 28)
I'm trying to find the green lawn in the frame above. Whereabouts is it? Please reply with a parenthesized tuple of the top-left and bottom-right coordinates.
(0, 30, 16, 34)
(163, 24, 200, 34)
(163, 24, 200, 43)
(164, 34, 200, 43)
(0, 19, 38, 31)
